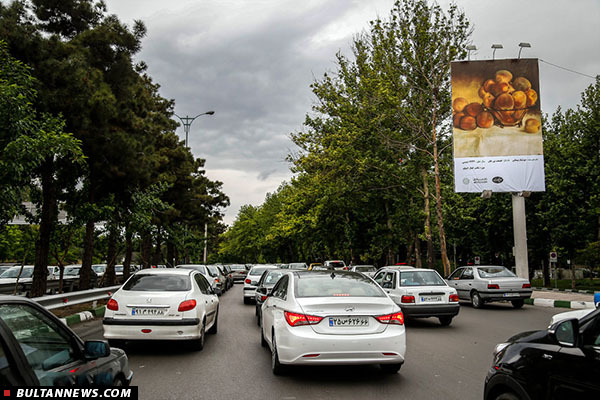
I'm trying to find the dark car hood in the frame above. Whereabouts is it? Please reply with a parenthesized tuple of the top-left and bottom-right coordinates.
(507, 329, 549, 344)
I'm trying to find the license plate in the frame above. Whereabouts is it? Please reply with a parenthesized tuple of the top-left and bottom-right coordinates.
(503, 293, 520, 297)
(329, 316, 369, 327)
(131, 308, 166, 316)
(421, 295, 442, 302)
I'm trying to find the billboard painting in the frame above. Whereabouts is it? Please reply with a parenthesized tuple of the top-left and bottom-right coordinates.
(451, 58, 545, 193)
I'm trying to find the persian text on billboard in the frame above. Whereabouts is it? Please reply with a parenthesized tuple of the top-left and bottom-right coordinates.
(451, 58, 545, 193)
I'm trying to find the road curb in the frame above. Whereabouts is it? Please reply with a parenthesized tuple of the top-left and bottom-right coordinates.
(525, 298, 596, 309)
(60, 306, 106, 326)
(534, 287, 597, 294)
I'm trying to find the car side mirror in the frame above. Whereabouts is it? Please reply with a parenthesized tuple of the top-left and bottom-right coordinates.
(549, 318, 579, 347)
(84, 340, 111, 360)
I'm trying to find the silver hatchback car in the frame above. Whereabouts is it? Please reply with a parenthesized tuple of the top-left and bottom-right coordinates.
(446, 265, 532, 309)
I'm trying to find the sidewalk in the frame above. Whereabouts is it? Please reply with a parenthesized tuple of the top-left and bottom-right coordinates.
(527, 289, 598, 309)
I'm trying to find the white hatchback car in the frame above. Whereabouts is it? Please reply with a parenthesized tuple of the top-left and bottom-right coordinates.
(261, 270, 406, 375)
(373, 267, 459, 326)
(103, 269, 219, 350)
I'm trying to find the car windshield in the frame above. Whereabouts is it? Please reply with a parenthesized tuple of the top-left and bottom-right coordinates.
(477, 267, 516, 278)
(206, 265, 219, 277)
(123, 274, 191, 291)
(63, 267, 80, 275)
(355, 266, 376, 272)
(230, 264, 246, 271)
(264, 271, 285, 285)
(399, 270, 445, 286)
(92, 265, 106, 273)
(327, 261, 345, 268)
(178, 265, 208, 274)
(250, 267, 274, 276)
(296, 272, 385, 297)
(289, 263, 306, 268)
(0, 267, 34, 279)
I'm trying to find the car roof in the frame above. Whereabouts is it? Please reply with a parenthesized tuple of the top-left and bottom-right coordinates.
(136, 269, 194, 276)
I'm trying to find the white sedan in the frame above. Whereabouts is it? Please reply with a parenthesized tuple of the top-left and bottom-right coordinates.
(103, 269, 219, 350)
(261, 270, 406, 375)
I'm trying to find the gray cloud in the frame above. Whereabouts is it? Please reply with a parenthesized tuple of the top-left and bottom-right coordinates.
(106, 0, 600, 224)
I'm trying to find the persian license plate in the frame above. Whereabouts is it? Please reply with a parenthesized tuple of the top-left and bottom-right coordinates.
(503, 293, 520, 297)
(329, 316, 369, 327)
(131, 307, 166, 316)
(421, 295, 442, 302)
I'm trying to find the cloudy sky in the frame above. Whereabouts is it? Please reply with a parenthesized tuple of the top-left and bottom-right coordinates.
(105, 0, 600, 225)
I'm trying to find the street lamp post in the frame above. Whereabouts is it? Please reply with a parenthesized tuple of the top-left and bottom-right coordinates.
(174, 111, 215, 148)
(173, 110, 214, 264)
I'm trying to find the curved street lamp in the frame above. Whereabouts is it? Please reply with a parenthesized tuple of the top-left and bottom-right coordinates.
(174, 111, 215, 147)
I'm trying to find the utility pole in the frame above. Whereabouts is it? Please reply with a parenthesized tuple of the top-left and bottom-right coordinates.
(203, 223, 208, 264)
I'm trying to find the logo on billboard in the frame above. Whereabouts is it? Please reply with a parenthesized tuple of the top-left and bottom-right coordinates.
(462, 178, 470, 185)
(492, 176, 504, 183)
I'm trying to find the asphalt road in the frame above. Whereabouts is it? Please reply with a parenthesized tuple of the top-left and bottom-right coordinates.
(74, 284, 561, 400)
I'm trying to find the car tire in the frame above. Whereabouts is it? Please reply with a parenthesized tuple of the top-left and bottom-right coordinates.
(256, 308, 261, 326)
(439, 316, 453, 326)
(471, 291, 484, 309)
(190, 324, 205, 351)
(260, 326, 268, 348)
(108, 339, 126, 350)
(208, 310, 218, 334)
(271, 335, 286, 375)
(511, 299, 524, 309)
(113, 376, 125, 386)
(493, 392, 520, 400)
(380, 363, 402, 374)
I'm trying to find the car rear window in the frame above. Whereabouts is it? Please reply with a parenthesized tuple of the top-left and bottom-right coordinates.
(177, 265, 208, 275)
(399, 270, 446, 286)
(296, 272, 385, 297)
(123, 274, 191, 291)
(250, 267, 274, 276)
(327, 261, 345, 268)
(355, 266, 376, 272)
(477, 267, 516, 278)
(206, 265, 219, 277)
(230, 264, 246, 271)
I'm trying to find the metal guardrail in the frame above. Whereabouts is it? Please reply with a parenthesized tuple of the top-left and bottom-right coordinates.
(34, 285, 121, 310)
(0, 278, 79, 296)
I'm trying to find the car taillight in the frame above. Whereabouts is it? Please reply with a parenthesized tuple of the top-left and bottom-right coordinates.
(522, 283, 531, 289)
(375, 312, 404, 325)
(449, 294, 459, 302)
(261, 295, 268, 301)
(215, 279, 220, 283)
(245, 279, 251, 284)
(488, 284, 500, 289)
(107, 298, 118, 311)
(343, 267, 348, 270)
(284, 311, 323, 327)
(178, 299, 197, 312)
(401, 295, 415, 303)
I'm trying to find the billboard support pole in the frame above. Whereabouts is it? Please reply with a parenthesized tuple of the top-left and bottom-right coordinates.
(512, 193, 529, 279)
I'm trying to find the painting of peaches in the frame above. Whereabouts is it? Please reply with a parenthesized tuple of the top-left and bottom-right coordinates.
(451, 59, 543, 158)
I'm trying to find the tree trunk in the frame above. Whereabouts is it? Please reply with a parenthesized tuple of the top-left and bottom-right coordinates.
(384, 201, 394, 265)
(141, 232, 152, 269)
(542, 259, 550, 287)
(31, 158, 55, 297)
(80, 219, 95, 290)
(123, 226, 133, 279)
(421, 167, 434, 269)
(431, 102, 451, 276)
(414, 234, 423, 268)
(166, 240, 175, 268)
(405, 233, 414, 264)
(152, 228, 162, 265)
(104, 224, 118, 287)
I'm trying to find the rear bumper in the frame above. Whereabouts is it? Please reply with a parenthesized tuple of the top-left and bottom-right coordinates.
(479, 290, 532, 302)
(103, 318, 201, 340)
(400, 303, 460, 318)
(244, 286, 257, 298)
(275, 324, 406, 366)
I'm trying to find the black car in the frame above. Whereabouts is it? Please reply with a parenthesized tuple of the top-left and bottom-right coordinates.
(0, 296, 133, 386)
(485, 308, 600, 400)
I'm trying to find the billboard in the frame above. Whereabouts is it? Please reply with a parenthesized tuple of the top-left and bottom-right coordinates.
(451, 58, 545, 193)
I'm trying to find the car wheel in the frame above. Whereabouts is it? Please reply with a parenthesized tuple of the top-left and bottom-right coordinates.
(380, 363, 402, 374)
(494, 391, 520, 400)
(243, 297, 250, 305)
(271, 335, 286, 375)
(260, 326, 268, 348)
(439, 316, 453, 326)
(471, 291, 484, 309)
(113, 376, 125, 386)
(511, 299, 524, 309)
(256, 308, 261, 326)
(190, 324, 205, 351)
(208, 310, 218, 334)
